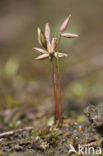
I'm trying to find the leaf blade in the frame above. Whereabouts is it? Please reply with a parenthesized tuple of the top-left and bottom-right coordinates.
(45, 23, 50, 42)
(35, 53, 49, 60)
(33, 48, 48, 54)
(60, 14, 71, 33)
(37, 27, 47, 48)
(61, 33, 78, 38)
(51, 38, 57, 53)
(55, 52, 68, 58)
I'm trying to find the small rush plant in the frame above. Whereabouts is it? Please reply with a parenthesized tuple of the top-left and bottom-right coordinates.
(33, 15, 78, 123)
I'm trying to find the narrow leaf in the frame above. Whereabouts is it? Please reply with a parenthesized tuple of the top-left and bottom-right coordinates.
(35, 53, 49, 60)
(55, 52, 68, 58)
(61, 33, 78, 38)
(37, 27, 47, 48)
(33, 48, 48, 54)
(37, 27, 42, 45)
(45, 23, 50, 42)
(60, 14, 71, 33)
(47, 41, 51, 53)
(51, 38, 57, 53)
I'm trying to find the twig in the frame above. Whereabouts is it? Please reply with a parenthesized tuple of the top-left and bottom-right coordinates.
(0, 127, 33, 138)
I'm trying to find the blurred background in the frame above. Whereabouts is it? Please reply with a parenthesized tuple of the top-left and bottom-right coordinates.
(0, 0, 103, 129)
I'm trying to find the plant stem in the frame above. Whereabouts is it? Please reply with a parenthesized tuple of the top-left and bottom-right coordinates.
(56, 33, 62, 122)
(50, 59, 59, 122)
(57, 72, 62, 121)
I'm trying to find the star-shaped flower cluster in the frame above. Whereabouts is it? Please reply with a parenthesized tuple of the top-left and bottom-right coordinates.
(33, 15, 78, 61)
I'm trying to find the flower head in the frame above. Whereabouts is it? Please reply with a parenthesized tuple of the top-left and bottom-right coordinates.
(33, 15, 78, 60)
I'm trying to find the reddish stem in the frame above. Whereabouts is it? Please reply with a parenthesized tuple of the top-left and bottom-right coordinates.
(51, 60, 59, 122)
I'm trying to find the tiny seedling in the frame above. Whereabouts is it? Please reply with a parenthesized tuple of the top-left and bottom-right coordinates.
(33, 15, 78, 123)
